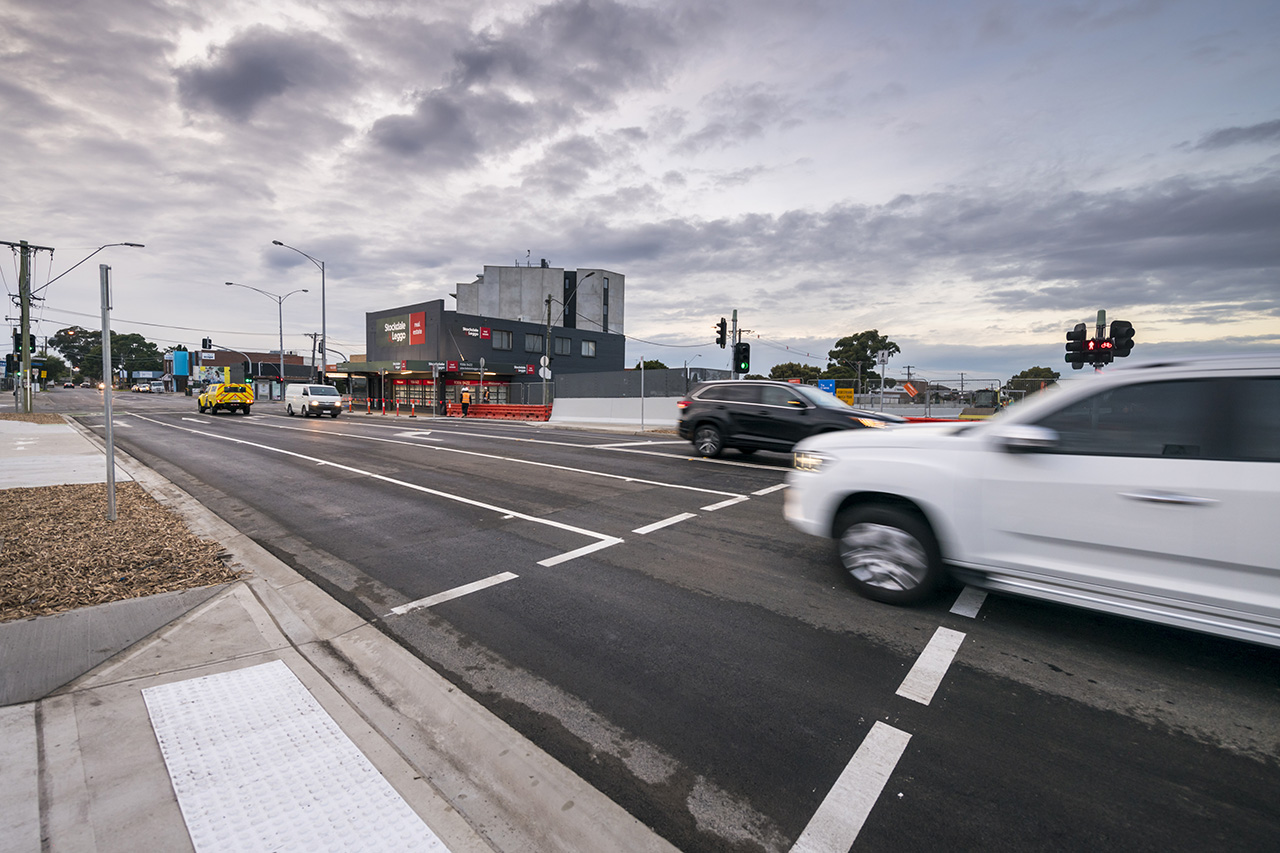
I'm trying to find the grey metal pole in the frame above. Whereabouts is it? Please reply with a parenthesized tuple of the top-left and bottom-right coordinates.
(100, 264, 116, 521)
(19, 242, 31, 414)
(320, 260, 326, 385)
(640, 357, 645, 433)
(278, 298, 284, 399)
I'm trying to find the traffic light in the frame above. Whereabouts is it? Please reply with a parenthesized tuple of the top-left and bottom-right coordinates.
(12, 331, 35, 353)
(715, 318, 727, 348)
(733, 341, 751, 373)
(202, 337, 212, 349)
(1065, 323, 1088, 369)
(1110, 320, 1135, 357)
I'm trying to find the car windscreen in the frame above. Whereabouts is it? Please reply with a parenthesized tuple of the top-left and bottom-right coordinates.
(793, 384, 850, 409)
(309, 386, 341, 397)
(224, 385, 248, 393)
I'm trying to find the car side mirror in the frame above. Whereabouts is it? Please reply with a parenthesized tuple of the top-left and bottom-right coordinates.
(992, 424, 1059, 453)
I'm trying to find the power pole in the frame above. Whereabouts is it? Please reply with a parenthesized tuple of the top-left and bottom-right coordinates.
(305, 332, 320, 381)
(903, 365, 915, 381)
(3, 239, 55, 413)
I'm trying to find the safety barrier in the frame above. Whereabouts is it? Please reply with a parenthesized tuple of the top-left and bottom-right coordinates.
(443, 403, 551, 421)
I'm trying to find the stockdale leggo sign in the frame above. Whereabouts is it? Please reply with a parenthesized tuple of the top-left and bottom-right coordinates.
(384, 311, 427, 346)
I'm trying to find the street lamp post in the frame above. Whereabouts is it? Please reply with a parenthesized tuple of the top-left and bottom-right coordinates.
(271, 241, 325, 383)
(224, 282, 308, 399)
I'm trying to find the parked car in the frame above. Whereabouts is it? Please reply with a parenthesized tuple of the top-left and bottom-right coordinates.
(197, 383, 254, 415)
(285, 383, 343, 418)
(677, 379, 904, 457)
(783, 354, 1280, 648)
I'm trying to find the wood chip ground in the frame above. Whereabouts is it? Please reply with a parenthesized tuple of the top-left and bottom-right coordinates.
(0, 481, 241, 623)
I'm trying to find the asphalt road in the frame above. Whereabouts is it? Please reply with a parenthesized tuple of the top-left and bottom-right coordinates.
(38, 388, 1280, 852)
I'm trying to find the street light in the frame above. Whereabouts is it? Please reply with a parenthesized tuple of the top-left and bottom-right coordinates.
(271, 241, 325, 383)
(542, 270, 595, 407)
(224, 282, 308, 399)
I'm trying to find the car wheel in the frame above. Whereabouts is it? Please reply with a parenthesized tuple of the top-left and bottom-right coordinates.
(286, 404, 294, 416)
(197, 403, 204, 413)
(693, 424, 724, 458)
(329, 411, 339, 418)
(242, 405, 251, 415)
(835, 504, 943, 605)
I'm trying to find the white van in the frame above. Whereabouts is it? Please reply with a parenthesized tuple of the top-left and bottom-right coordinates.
(149, 381, 165, 393)
(285, 383, 343, 418)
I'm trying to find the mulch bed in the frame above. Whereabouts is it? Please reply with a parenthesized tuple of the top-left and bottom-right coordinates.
(0, 481, 242, 623)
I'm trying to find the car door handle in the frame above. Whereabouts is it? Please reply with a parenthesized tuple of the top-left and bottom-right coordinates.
(1119, 491, 1219, 506)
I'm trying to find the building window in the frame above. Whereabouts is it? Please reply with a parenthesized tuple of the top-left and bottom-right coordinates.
(602, 277, 609, 331)
(581, 340, 596, 358)
(524, 333, 544, 353)
(554, 336, 572, 356)
(492, 330, 512, 351)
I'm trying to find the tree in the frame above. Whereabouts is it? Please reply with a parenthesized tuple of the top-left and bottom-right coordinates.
(84, 332, 164, 380)
(824, 330, 900, 390)
(1007, 366, 1060, 395)
(41, 353, 68, 382)
(768, 362, 823, 383)
(50, 326, 100, 371)
(633, 359, 668, 370)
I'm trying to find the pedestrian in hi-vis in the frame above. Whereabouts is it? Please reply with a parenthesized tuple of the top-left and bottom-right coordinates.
(460, 386, 471, 417)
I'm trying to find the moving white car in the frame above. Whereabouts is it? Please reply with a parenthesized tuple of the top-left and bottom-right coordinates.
(784, 354, 1280, 648)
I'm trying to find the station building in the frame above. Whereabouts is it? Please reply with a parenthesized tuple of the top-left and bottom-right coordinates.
(336, 263, 626, 407)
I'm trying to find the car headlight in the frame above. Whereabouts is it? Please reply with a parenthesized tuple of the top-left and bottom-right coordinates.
(852, 416, 889, 428)
(793, 450, 827, 472)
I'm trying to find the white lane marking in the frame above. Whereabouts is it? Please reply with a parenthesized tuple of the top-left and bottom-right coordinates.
(950, 586, 988, 618)
(789, 722, 911, 853)
(752, 483, 787, 496)
(538, 537, 624, 567)
(388, 571, 519, 616)
(212, 417, 748, 500)
(701, 495, 749, 511)
(633, 513, 697, 535)
(180, 418, 210, 424)
(595, 440, 687, 448)
(393, 430, 442, 441)
(131, 413, 620, 565)
(896, 626, 966, 706)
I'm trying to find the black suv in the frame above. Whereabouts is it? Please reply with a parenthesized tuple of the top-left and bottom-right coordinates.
(677, 380, 905, 457)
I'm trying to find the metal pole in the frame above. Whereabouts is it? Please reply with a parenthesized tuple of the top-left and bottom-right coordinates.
(100, 264, 116, 521)
(640, 357, 645, 433)
(278, 298, 284, 400)
(19, 242, 31, 413)
(320, 260, 326, 385)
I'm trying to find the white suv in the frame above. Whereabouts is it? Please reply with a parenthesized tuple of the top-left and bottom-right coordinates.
(784, 354, 1280, 648)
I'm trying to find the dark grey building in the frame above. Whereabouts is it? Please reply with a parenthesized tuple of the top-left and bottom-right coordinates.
(338, 285, 626, 406)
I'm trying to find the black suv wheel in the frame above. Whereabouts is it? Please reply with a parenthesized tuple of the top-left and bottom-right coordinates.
(693, 424, 724, 458)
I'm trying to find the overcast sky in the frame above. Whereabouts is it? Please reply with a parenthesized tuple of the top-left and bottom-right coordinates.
(4, 0, 1278, 385)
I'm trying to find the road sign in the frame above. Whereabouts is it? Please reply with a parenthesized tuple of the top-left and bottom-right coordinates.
(538, 367, 551, 379)
(540, 355, 549, 367)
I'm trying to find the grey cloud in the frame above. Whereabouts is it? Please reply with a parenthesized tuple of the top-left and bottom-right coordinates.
(1194, 118, 1280, 150)
(176, 27, 358, 122)
(368, 0, 702, 166)
(520, 135, 608, 193)
(674, 84, 800, 155)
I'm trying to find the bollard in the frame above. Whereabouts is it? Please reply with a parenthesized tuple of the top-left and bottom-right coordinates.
(366, 397, 372, 415)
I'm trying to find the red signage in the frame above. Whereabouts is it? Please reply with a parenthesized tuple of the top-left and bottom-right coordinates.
(410, 312, 425, 346)
(480, 327, 491, 339)
(446, 360, 459, 372)
(526, 365, 535, 375)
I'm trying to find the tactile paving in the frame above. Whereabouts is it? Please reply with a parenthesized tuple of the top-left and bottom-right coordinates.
(143, 659, 448, 852)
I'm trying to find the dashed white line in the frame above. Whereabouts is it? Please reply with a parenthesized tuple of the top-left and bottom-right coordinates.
(950, 586, 988, 618)
(701, 495, 750, 511)
(896, 626, 966, 706)
(632, 513, 697, 534)
(388, 571, 519, 616)
(789, 721, 912, 853)
(537, 537, 624, 567)
(751, 483, 787, 496)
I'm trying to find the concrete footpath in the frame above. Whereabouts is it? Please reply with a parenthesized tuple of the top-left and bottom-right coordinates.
(0, 415, 678, 853)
